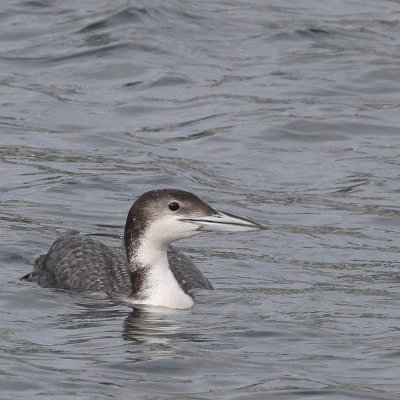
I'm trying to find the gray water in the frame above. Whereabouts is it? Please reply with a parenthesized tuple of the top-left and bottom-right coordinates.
(1, 0, 400, 399)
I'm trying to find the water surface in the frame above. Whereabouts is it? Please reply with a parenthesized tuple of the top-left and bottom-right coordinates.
(1, 1, 400, 399)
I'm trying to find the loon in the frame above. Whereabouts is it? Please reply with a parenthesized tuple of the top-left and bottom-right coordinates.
(23, 189, 264, 309)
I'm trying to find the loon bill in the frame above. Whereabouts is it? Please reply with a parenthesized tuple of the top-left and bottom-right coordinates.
(23, 189, 264, 309)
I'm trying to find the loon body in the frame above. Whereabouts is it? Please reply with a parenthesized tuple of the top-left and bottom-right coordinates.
(23, 189, 264, 309)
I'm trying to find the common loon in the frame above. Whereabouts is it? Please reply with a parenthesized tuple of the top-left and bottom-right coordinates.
(23, 189, 264, 309)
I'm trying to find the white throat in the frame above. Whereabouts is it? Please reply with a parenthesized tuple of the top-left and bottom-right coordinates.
(128, 232, 194, 310)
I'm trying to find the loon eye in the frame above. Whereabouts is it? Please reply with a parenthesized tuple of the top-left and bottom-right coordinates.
(168, 201, 180, 211)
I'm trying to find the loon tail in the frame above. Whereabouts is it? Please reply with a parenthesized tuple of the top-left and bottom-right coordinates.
(21, 254, 46, 281)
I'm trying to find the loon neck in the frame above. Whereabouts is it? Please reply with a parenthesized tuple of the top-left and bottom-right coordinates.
(129, 242, 194, 309)
(125, 227, 194, 309)
(124, 205, 146, 262)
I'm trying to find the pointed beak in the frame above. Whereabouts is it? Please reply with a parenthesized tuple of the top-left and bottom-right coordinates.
(182, 210, 265, 232)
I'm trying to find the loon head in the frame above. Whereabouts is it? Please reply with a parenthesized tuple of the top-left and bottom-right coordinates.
(123, 189, 264, 309)
(124, 189, 264, 258)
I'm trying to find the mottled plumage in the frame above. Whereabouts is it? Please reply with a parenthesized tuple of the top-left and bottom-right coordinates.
(24, 230, 212, 298)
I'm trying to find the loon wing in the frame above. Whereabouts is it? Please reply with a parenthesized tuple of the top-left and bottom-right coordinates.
(168, 246, 213, 292)
(23, 231, 132, 297)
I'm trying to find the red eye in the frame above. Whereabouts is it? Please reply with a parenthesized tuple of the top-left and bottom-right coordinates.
(168, 201, 180, 211)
